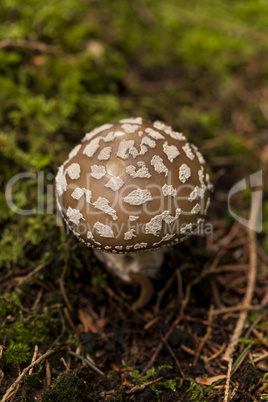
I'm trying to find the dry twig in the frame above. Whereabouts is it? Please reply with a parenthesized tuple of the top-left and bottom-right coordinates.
(0, 39, 74, 63)
(67, 351, 105, 376)
(125, 377, 163, 394)
(193, 305, 214, 366)
(221, 185, 262, 400)
(29, 345, 39, 375)
(207, 343, 226, 362)
(0, 296, 30, 314)
(252, 328, 268, 348)
(16, 262, 49, 287)
(254, 351, 268, 364)
(59, 264, 73, 313)
(154, 272, 177, 314)
(212, 304, 262, 315)
(223, 190, 261, 361)
(143, 263, 215, 373)
(161, 335, 185, 377)
(224, 358, 233, 402)
(78, 308, 98, 333)
(0, 349, 58, 402)
(143, 316, 161, 330)
(63, 307, 77, 332)
(0, 346, 4, 387)
(32, 288, 43, 311)
(45, 359, 51, 387)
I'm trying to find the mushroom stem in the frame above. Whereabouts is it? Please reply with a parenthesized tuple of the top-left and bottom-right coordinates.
(93, 249, 165, 283)
(129, 272, 154, 310)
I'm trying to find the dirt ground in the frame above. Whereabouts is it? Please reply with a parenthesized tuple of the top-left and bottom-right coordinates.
(0, 0, 268, 401)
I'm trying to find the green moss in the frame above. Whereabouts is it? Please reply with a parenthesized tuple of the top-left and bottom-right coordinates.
(91, 271, 108, 294)
(4, 316, 51, 342)
(124, 364, 224, 401)
(263, 201, 268, 254)
(108, 391, 125, 402)
(0, 300, 56, 368)
(128, 366, 157, 384)
(41, 372, 89, 402)
(5, 341, 31, 366)
(0, 0, 267, 399)
(0, 228, 24, 269)
(0, 291, 22, 316)
(25, 372, 43, 389)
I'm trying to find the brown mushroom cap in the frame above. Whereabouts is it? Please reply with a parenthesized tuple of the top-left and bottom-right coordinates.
(55, 117, 212, 253)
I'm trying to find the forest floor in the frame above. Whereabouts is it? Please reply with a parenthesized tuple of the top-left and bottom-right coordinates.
(0, 0, 268, 400)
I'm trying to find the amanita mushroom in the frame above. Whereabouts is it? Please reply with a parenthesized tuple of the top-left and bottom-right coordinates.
(56, 117, 212, 308)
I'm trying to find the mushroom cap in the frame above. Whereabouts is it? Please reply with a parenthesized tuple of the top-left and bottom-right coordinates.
(55, 117, 212, 254)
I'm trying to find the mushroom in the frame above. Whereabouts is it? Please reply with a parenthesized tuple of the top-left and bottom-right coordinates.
(55, 117, 212, 308)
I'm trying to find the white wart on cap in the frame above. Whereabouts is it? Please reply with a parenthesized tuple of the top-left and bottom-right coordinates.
(56, 118, 212, 254)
